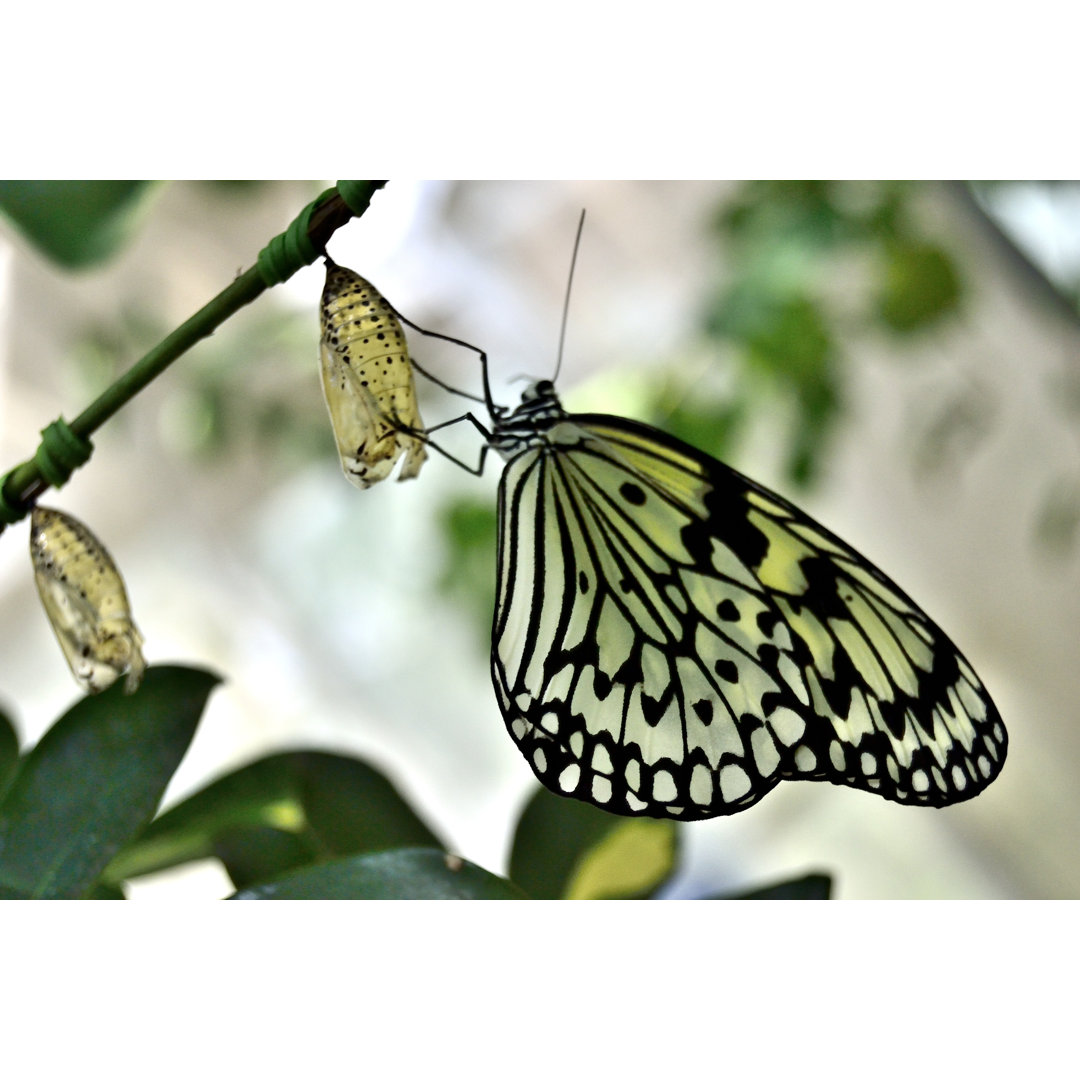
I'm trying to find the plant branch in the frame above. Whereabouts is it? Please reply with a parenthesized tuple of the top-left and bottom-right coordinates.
(0, 181, 383, 533)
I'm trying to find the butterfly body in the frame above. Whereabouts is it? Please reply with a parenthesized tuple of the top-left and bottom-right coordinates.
(489, 381, 1006, 819)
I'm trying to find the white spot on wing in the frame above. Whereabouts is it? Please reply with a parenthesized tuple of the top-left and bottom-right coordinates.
(750, 727, 780, 777)
(768, 707, 805, 746)
(652, 769, 677, 802)
(690, 764, 713, 804)
(719, 763, 751, 802)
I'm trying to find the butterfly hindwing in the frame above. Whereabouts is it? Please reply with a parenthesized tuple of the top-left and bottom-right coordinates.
(492, 408, 1006, 820)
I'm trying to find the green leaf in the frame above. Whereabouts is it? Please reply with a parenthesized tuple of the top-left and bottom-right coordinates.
(0, 701, 19, 804)
(716, 181, 851, 250)
(105, 750, 442, 886)
(876, 241, 962, 333)
(0, 181, 160, 268)
(230, 848, 528, 900)
(86, 881, 126, 900)
(509, 787, 678, 899)
(212, 825, 319, 891)
(0, 665, 219, 899)
(744, 296, 832, 384)
(721, 872, 833, 900)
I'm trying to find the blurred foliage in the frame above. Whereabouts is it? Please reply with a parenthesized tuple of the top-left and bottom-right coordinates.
(63, 300, 336, 478)
(154, 305, 332, 473)
(509, 787, 678, 899)
(0, 665, 831, 898)
(435, 495, 499, 645)
(876, 240, 962, 332)
(230, 849, 530, 900)
(699, 180, 967, 488)
(0, 181, 161, 268)
(0, 703, 18, 804)
(723, 872, 832, 900)
(103, 748, 444, 886)
(67, 307, 167, 404)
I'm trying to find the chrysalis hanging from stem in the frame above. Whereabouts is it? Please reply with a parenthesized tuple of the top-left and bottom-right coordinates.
(30, 506, 146, 694)
(318, 260, 427, 488)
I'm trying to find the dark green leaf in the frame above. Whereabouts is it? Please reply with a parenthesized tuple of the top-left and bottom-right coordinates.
(105, 750, 442, 885)
(509, 787, 678, 899)
(87, 881, 126, 900)
(0, 701, 19, 803)
(212, 825, 321, 890)
(230, 848, 528, 900)
(0, 665, 219, 899)
(0, 181, 159, 268)
(721, 872, 833, 900)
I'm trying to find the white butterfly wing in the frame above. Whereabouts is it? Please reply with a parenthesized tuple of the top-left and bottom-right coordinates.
(492, 413, 1006, 819)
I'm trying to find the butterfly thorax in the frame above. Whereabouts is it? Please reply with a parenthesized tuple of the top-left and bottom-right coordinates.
(491, 380, 569, 462)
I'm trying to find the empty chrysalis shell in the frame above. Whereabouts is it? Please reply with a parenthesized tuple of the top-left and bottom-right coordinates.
(319, 260, 427, 488)
(30, 506, 146, 694)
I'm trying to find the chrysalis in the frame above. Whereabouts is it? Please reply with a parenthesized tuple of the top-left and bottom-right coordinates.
(30, 506, 146, 694)
(318, 260, 427, 488)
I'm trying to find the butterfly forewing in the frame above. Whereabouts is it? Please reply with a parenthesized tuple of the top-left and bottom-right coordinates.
(492, 403, 1006, 820)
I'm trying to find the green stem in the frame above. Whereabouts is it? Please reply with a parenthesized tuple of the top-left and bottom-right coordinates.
(77, 266, 267, 435)
(0, 180, 384, 532)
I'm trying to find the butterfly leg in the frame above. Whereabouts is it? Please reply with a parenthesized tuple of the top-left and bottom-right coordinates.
(382, 306, 499, 416)
(385, 411, 494, 476)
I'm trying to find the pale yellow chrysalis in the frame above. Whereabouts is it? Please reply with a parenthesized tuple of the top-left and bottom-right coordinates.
(318, 260, 427, 488)
(30, 506, 146, 694)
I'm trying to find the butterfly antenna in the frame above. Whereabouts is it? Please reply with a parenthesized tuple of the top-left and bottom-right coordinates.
(553, 209, 586, 385)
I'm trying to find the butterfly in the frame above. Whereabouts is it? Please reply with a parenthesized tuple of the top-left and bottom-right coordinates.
(469, 377, 1007, 820)
(319, 259, 428, 489)
(369, 245, 1007, 821)
(30, 506, 146, 694)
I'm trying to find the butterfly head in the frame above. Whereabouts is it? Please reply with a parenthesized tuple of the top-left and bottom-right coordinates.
(489, 379, 567, 460)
